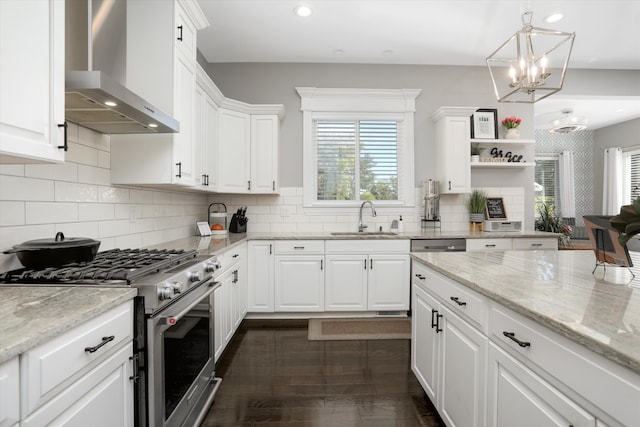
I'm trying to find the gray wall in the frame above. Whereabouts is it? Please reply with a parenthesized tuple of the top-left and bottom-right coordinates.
(594, 118, 640, 213)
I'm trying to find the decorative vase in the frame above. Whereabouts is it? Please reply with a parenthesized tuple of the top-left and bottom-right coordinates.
(505, 128, 520, 139)
(471, 155, 480, 163)
(469, 213, 485, 223)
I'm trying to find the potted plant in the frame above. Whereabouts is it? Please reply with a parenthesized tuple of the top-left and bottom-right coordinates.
(610, 197, 640, 246)
(470, 143, 484, 163)
(501, 116, 521, 139)
(465, 189, 487, 223)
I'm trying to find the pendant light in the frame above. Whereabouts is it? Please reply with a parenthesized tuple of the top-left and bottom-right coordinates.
(486, 8, 575, 103)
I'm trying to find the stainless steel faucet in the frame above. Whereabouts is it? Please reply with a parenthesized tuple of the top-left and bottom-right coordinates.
(358, 201, 377, 232)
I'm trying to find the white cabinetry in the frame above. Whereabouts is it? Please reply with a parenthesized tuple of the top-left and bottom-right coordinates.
(274, 241, 325, 311)
(247, 241, 275, 312)
(0, 0, 65, 163)
(214, 243, 247, 361)
(194, 65, 224, 190)
(325, 240, 409, 311)
(20, 301, 134, 427)
(0, 357, 19, 427)
(216, 103, 283, 194)
(110, 0, 208, 187)
(431, 107, 477, 194)
(467, 237, 558, 252)
(411, 261, 487, 427)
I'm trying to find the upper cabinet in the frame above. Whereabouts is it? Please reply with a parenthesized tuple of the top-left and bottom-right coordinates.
(431, 107, 477, 194)
(109, 0, 208, 187)
(0, 0, 66, 163)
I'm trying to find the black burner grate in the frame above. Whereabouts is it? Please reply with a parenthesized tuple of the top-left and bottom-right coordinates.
(0, 248, 197, 284)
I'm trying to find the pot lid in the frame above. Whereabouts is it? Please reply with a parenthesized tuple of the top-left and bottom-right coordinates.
(13, 232, 99, 249)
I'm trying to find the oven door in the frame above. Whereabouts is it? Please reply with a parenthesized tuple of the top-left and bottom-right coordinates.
(147, 277, 221, 427)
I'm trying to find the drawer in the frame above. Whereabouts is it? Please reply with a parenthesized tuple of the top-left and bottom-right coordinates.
(22, 301, 133, 415)
(326, 239, 409, 254)
(412, 260, 488, 331)
(466, 238, 512, 252)
(219, 243, 246, 270)
(490, 303, 640, 427)
(274, 240, 325, 255)
(512, 237, 558, 250)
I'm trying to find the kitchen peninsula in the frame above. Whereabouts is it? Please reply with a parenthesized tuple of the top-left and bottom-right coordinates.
(411, 249, 640, 427)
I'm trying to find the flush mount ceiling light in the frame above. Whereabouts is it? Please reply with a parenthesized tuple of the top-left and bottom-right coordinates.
(486, 9, 575, 103)
(549, 108, 588, 133)
(543, 13, 564, 23)
(294, 5, 312, 17)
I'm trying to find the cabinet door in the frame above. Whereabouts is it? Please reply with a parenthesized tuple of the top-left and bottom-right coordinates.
(368, 254, 410, 310)
(218, 109, 251, 193)
(274, 255, 324, 311)
(487, 342, 596, 427)
(0, 357, 19, 427)
(172, 50, 196, 186)
(250, 115, 279, 193)
(411, 284, 440, 403)
(237, 243, 248, 320)
(213, 281, 225, 362)
(221, 269, 235, 344)
(324, 254, 368, 311)
(22, 343, 134, 427)
(434, 113, 472, 194)
(194, 80, 218, 190)
(247, 241, 274, 312)
(0, 0, 65, 163)
(439, 306, 487, 427)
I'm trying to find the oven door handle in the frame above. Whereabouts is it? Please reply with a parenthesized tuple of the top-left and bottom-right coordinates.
(157, 279, 221, 325)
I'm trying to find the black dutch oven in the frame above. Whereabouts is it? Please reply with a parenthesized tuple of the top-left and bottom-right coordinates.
(4, 232, 101, 269)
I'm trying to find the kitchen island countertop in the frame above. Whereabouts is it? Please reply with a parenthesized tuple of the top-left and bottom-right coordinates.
(411, 250, 640, 375)
(0, 286, 137, 364)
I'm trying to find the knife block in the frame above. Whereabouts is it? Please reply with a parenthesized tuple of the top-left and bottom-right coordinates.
(229, 214, 247, 233)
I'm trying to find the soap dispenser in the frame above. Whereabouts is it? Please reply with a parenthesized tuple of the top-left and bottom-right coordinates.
(397, 216, 404, 233)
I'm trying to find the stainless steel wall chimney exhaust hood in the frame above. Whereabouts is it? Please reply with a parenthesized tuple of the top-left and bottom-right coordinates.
(65, 0, 179, 134)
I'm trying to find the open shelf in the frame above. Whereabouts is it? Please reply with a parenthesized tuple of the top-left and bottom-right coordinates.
(470, 138, 535, 145)
(471, 162, 534, 169)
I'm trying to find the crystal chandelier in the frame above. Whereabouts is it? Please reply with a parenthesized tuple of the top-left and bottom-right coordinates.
(486, 10, 575, 103)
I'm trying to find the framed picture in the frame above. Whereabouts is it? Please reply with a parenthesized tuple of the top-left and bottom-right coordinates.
(485, 197, 507, 219)
(471, 108, 498, 139)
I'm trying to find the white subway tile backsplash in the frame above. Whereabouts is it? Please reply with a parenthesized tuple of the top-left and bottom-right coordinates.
(26, 202, 78, 224)
(0, 176, 54, 201)
(130, 188, 154, 204)
(98, 219, 130, 238)
(0, 202, 25, 226)
(25, 162, 78, 182)
(78, 125, 110, 150)
(115, 233, 143, 250)
(65, 141, 99, 166)
(78, 164, 110, 185)
(98, 186, 130, 203)
(0, 164, 24, 177)
(79, 203, 115, 221)
(98, 150, 110, 169)
(55, 181, 98, 202)
(55, 222, 99, 239)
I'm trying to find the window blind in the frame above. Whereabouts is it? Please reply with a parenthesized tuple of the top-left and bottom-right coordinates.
(535, 158, 560, 214)
(628, 152, 640, 202)
(313, 119, 399, 201)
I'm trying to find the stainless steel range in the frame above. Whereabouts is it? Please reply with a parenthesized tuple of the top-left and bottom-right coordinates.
(1, 248, 223, 427)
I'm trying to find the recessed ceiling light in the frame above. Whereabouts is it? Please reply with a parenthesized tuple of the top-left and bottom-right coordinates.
(333, 49, 344, 56)
(105, 101, 117, 107)
(148, 123, 158, 128)
(294, 5, 312, 17)
(543, 13, 564, 23)
(616, 108, 625, 113)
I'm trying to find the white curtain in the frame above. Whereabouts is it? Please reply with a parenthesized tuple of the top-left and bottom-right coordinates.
(603, 147, 623, 215)
(559, 151, 575, 219)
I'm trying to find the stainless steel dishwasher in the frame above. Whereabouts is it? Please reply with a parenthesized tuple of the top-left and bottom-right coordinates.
(410, 238, 466, 252)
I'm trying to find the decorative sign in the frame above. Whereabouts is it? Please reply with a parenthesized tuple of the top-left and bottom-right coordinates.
(196, 221, 212, 236)
(470, 109, 498, 139)
(489, 147, 523, 162)
(485, 197, 507, 219)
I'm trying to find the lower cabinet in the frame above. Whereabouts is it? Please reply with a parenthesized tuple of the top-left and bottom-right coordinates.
(274, 255, 324, 311)
(412, 281, 487, 427)
(15, 301, 134, 427)
(0, 357, 19, 427)
(466, 237, 558, 252)
(247, 240, 275, 312)
(487, 342, 595, 427)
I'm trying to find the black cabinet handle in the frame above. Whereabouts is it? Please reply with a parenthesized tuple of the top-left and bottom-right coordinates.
(269, 244, 272, 255)
(370, 259, 373, 269)
(364, 259, 367, 270)
(177, 25, 183, 41)
(176, 162, 182, 178)
(232, 253, 239, 258)
(450, 296, 467, 306)
(531, 243, 542, 247)
(320, 259, 323, 270)
(431, 309, 438, 328)
(273, 180, 275, 191)
(85, 336, 115, 353)
(485, 244, 496, 248)
(248, 180, 251, 190)
(57, 122, 68, 151)
(415, 273, 425, 280)
(294, 246, 305, 250)
(503, 331, 531, 348)
(435, 313, 443, 333)
(448, 181, 451, 190)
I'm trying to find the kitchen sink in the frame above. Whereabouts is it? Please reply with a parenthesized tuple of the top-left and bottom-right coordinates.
(330, 231, 398, 236)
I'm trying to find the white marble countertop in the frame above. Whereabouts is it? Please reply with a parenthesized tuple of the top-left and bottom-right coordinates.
(411, 250, 640, 374)
(0, 286, 137, 364)
(147, 230, 559, 256)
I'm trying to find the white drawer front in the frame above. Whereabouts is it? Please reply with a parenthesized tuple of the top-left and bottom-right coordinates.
(490, 304, 640, 427)
(466, 238, 512, 252)
(512, 238, 558, 250)
(22, 302, 133, 415)
(326, 239, 409, 254)
(219, 244, 245, 272)
(274, 240, 325, 254)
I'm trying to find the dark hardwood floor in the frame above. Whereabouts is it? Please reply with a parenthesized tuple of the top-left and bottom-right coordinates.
(201, 320, 445, 427)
